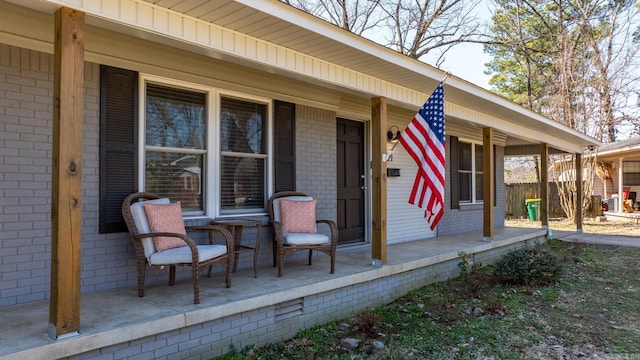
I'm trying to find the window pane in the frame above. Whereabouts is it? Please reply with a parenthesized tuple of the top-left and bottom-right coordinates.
(475, 144, 483, 172)
(623, 173, 640, 186)
(476, 174, 484, 201)
(458, 142, 472, 171)
(459, 172, 471, 202)
(220, 156, 265, 211)
(145, 151, 203, 212)
(221, 97, 266, 154)
(145, 84, 206, 149)
(623, 161, 640, 172)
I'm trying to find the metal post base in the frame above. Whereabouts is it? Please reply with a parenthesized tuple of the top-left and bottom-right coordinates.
(48, 323, 79, 340)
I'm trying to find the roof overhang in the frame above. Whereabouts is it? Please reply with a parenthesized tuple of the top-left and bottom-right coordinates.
(4, 0, 600, 153)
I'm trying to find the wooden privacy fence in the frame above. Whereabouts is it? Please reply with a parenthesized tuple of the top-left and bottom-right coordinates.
(505, 182, 565, 219)
(505, 182, 602, 219)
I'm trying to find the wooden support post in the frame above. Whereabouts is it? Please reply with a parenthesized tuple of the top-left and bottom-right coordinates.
(482, 127, 494, 241)
(539, 143, 549, 229)
(49, 7, 84, 340)
(575, 153, 583, 232)
(371, 97, 387, 265)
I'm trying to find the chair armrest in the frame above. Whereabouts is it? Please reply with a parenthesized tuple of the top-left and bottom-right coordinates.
(184, 225, 234, 251)
(316, 219, 339, 246)
(210, 226, 234, 251)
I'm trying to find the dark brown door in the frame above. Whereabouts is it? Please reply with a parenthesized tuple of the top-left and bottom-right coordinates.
(337, 118, 365, 244)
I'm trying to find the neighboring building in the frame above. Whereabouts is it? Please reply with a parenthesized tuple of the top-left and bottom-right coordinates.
(594, 136, 640, 212)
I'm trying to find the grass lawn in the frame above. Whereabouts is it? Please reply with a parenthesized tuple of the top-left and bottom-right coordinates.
(218, 220, 640, 359)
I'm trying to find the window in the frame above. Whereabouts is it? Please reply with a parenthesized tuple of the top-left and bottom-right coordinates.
(455, 139, 483, 204)
(623, 161, 640, 185)
(143, 82, 207, 214)
(140, 76, 271, 218)
(219, 96, 268, 213)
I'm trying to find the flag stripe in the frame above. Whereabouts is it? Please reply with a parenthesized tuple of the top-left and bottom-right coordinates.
(402, 145, 443, 199)
(398, 82, 446, 231)
(402, 126, 445, 194)
(402, 117, 445, 181)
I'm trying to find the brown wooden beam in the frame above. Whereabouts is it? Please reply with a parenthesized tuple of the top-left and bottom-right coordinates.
(539, 143, 549, 229)
(49, 7, 84, 340)
(371, 97, 387, 265)
(482, 127, 494, 241)
(575, 153, 583, 232)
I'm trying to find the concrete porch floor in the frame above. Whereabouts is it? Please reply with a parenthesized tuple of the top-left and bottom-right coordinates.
(0, 226, 549, 360)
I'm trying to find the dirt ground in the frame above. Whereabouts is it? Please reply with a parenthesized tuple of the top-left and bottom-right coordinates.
(505, 216, 640, 237)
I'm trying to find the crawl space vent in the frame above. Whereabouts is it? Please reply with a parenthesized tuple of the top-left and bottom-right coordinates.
(274, 298, 304, 322)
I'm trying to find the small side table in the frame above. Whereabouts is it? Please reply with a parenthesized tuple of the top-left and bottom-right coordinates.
(211, 219, 262, 278)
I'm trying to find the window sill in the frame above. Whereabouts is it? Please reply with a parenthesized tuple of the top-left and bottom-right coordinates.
(458, 203, 484, 211)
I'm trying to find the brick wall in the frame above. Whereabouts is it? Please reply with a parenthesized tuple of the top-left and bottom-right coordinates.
(295, 105, 337, 222)
(0, 46, 54, 305)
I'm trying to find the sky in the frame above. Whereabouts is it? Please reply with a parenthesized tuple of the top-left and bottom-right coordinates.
(430, 1, 494, 90)
(437, 42, 493, 89)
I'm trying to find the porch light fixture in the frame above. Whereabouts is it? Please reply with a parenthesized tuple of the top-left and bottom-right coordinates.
(586, 145, 596, 151)
(387, 125, 400, 141)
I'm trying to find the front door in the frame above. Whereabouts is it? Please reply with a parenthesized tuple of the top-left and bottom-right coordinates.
(337, 118, 365, 244)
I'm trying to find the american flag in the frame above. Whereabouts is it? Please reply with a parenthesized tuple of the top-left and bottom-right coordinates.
(398, 82, 445, 230)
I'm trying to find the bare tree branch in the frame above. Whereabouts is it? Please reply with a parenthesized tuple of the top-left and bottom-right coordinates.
(281, 0, 487, 66)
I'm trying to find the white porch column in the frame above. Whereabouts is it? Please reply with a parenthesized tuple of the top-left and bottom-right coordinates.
(618, 157, 624, 213)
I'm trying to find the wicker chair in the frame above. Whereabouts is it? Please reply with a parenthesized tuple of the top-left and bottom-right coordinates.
(122, 192, 233, 304)
(268, 191, 338, 277)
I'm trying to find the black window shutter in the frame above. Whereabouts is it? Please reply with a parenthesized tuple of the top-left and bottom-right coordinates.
(273, 100, 296, 192)
(99, 65, 138, 233)
(450, 136, 459, 209)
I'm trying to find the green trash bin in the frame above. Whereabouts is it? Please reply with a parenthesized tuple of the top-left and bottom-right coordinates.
(525, 198, 541, 221)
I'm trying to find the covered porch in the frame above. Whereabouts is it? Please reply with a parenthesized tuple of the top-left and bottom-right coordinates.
(1, 226, 547, 360)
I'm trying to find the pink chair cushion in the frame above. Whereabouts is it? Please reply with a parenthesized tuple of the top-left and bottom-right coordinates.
(279, 199, 317, 234)
(143, 201, 188, 252)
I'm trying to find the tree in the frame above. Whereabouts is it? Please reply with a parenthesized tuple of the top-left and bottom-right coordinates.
(486, 0, 639, 221)
(486, 0, 640, 143)
(379, 0, 484, 64)
(281, 0, 486, 65)
(548, 152, 597, 221)
(595, 160, 614, 198)
(280, 0, 385, 35)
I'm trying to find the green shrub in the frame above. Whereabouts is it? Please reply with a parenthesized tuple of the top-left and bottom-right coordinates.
(493, 246, 563, 286)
